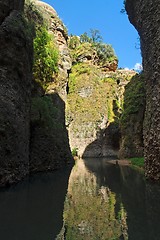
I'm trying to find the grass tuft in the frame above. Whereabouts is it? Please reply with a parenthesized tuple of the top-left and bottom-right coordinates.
(129, 157, 144, 168)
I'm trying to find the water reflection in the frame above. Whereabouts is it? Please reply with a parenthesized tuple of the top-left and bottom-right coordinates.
(0, 167, 72, 240)
(57, 158, 160, 240)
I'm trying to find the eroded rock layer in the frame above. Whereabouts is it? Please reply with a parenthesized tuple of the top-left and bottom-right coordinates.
(126, 0, 160, 180)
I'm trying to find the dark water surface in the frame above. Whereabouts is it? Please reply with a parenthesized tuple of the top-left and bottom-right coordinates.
(0, 167, 72, 240)
(0, 159, 160, 240)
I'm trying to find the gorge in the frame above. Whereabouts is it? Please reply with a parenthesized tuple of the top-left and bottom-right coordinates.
(0, 0, 160, 239)
(0, 0, 159, 184)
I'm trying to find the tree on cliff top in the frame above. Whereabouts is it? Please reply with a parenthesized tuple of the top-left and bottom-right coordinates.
(80, 29, 102, 43)
(79, 29, 117, 64)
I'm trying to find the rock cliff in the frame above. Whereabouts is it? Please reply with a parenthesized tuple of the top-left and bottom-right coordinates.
(34, 0, 72, 100)
(66, 33, 142, 159)
(0, 0, 32, 185)
(26, 0, 73, 172)
(66, 57, 136, 157)
(126, 0, 160, 180)
(0, 0, 73, 186)
(119, 73, 146, 158)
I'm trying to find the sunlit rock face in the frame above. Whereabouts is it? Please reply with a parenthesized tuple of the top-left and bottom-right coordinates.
(126, 0, 160, 180)
(0, 0, 32, 186)
(67, 63, 136, 158)
(35, 0, 72, 100)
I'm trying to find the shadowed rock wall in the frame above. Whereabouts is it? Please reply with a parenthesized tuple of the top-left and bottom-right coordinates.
(119, 74, 146, 158)
(0, 0, 73, 186)
(126, 0, 160, 180)
(0, 0, 32, 185)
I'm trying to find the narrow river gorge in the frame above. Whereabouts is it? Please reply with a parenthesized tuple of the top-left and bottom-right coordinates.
(0, 1, 160, 239)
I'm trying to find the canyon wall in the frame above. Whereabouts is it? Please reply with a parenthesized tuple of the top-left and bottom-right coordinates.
(66, 53, 136, 157)
(126, 0, 160, 180)
(0, 0, 32, 185)
(0, 0, 73, 186)
(119, 73, 145, 158)
(27, 1, 73, 172)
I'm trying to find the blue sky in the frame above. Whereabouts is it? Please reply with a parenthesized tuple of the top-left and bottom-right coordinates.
(42, 0, 142, 70)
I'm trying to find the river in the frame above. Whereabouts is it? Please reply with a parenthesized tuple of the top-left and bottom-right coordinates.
(0, 158, 160, 240)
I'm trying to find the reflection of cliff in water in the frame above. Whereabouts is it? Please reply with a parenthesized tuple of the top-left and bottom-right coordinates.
(57, 158, 128, 240)
(83, 158, 160, 240)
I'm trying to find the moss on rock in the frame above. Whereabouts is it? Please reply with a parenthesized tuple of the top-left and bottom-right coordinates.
(119, 73, 146, 158)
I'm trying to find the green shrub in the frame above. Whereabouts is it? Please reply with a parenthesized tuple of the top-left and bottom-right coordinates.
(80, 29, 102, 43)
(95, 42, 116, 64)
(68, 35, 80, 49)
(33, 26, 59, 83)
(72, 148, 78, 157)
(79, 29, 117, 64)
(129, 157, 144, 168)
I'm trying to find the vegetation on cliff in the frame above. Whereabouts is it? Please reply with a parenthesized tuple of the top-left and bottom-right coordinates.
(120, 73, 145, 125)
(24, 0, 145, 168)
(119, 73, 146, 158)
(129, 157, 144, 169)
(66, 31, 137, 157)
(67, 63, 118, 126)
(24, 0, 73, 171)
(68, 29, 117, 67)
(33, 26, 59, 84)
(25, 0, 59, 88)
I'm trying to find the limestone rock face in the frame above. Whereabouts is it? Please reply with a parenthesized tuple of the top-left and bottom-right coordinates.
(0, 0, 32, 185)
(67, 63, 134, 158)
(35, 0, 72, 100)
(28, 1, 73, 170)
(126, 0, 160, 180)
(100, 59, 118, 72)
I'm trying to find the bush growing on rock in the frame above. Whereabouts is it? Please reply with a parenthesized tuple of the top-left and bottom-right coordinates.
(33, 26, 59, 84)
(69, 29, 117, 66)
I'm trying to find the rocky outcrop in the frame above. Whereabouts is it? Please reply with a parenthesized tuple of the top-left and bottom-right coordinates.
(0, 0, 73, 186)
(0, 0, 32, 185)
(68, 35, 118, 72)
(34, 0, 72, 100)
(67, 62, 135, 157)
(28, 1, 73, 171)
(67, 32, 136, 158)
(126, 0, 160, 180)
